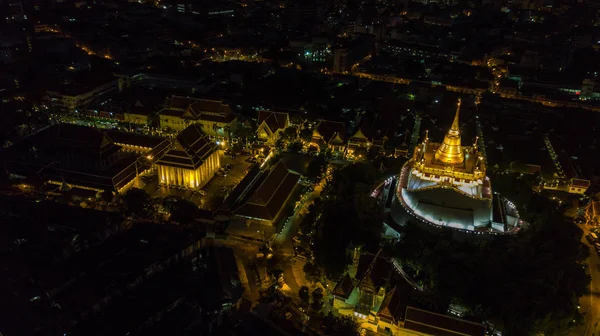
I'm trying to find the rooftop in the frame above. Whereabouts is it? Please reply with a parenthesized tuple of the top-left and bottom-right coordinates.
(404, 306, 485, 336)
(234, 160, 300, 222)
(258, 110, 289, 133)
(155, 124, 218, 170)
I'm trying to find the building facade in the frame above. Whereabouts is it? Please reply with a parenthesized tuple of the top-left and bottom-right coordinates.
(156, 124, 221, 189)
(311, 120, 347, 156)
(46, 77, 122, 113)
(256, 110, 290, 146)
(159, 96, 237, 137)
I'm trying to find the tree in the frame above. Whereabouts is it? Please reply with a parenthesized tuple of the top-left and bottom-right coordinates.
(393, 190, 590, 335)
(306, 156, 327, 182)
(311, 287, 324, 311)
(122, 188, 153, 218)
(313, 163, 382, 279)
(231, 120, 254, 143)
(303, 262, 322, 283)
(287, 141, 303, 153)
(281, 126, 298, 142)
(100, 189, 113, 203)
(299, 286, 310, 304)
(169, 198, 199, 224)
(299, 127, 313, 142)
(323, 314, 360, 336)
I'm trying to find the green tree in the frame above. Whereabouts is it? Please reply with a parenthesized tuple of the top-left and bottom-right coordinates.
(306, 156, 327, 182)
(303, 262, 322, 283)
(311, 287, 324, 311)
(323, 314, 360, 336)
(122, 188, 153, 218)
(100, 189, 114, 203)
(287, 141, 303, 153)
(299, 127, 313, 142)
(169, 198, 199, 224)
(313, 163, 382, 279)
(299, 286, 310, 304)
(281, 126, 298, 141)
(394, 192, 590, 335)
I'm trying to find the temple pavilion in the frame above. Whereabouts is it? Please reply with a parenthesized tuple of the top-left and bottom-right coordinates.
(156, 124, 221, 189)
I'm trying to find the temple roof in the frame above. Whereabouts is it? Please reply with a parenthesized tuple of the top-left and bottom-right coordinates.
(332, 273, 354, 300)
(258, 110, 289, 134)
(314, 120, 347, 145)
(404, 306, 486, 336)
(233, 160, 300, 221)
(155, 124, 218, 170)
(377, 287, 403, 322)
(434, 99, 464, 165)
(161, 96, 235, 124)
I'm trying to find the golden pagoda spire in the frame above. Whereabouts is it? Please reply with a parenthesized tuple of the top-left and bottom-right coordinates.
(434, 99, 465, 165)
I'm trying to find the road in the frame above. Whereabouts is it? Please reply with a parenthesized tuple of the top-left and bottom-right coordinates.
(273, 181, 324, 294)
(275, 182, 323, 256)
(573, 223, 600, 336)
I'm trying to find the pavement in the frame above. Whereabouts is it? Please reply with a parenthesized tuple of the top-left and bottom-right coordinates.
(142, 152, 252, 210)
(200, 154, 253, 210)
(573, 223, 600, 336)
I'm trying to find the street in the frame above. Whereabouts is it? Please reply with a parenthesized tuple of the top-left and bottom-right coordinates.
(273, 180, 324, 294)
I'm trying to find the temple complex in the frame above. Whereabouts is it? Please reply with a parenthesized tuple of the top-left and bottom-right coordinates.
(393, 99, 523, 234)
(156, 124, 221, 189)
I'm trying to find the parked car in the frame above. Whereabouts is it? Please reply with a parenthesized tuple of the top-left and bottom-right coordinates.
(199, 190, 207, 196)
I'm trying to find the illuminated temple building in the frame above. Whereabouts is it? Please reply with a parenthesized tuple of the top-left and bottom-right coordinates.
(2, 123, 168, 193)
(393, 99, 522, 234)
(156, 124, 220, 189)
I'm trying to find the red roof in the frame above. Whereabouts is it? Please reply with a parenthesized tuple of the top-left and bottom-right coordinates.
(258, 110, 289, 133)
(404, 307, 485, 336)
(571, 179, 590, 188)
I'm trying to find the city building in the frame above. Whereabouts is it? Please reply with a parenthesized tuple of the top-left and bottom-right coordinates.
(233, 160, 301, 226)
(333, 35, 375, 73)
(392, 100, 523, 235)
(256, 110, 290, 146)
(156, 124, 221, 189)
(3, 123, 153, 193)
(159, 96, 237, 136)
(46, 74, 125, 113)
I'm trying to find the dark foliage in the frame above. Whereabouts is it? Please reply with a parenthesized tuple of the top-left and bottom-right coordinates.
(313, 163, 383, 279)
(121, 188, 153, 218)
(393, 177, 590, 335)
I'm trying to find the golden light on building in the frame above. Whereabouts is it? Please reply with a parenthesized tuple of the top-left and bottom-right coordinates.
(155, 124, 221, 189)
(434, 99, 465, 165)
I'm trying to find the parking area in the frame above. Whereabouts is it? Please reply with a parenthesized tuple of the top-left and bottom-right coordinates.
(201, 153, 255, 210)
(142, 152, 255, 210)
